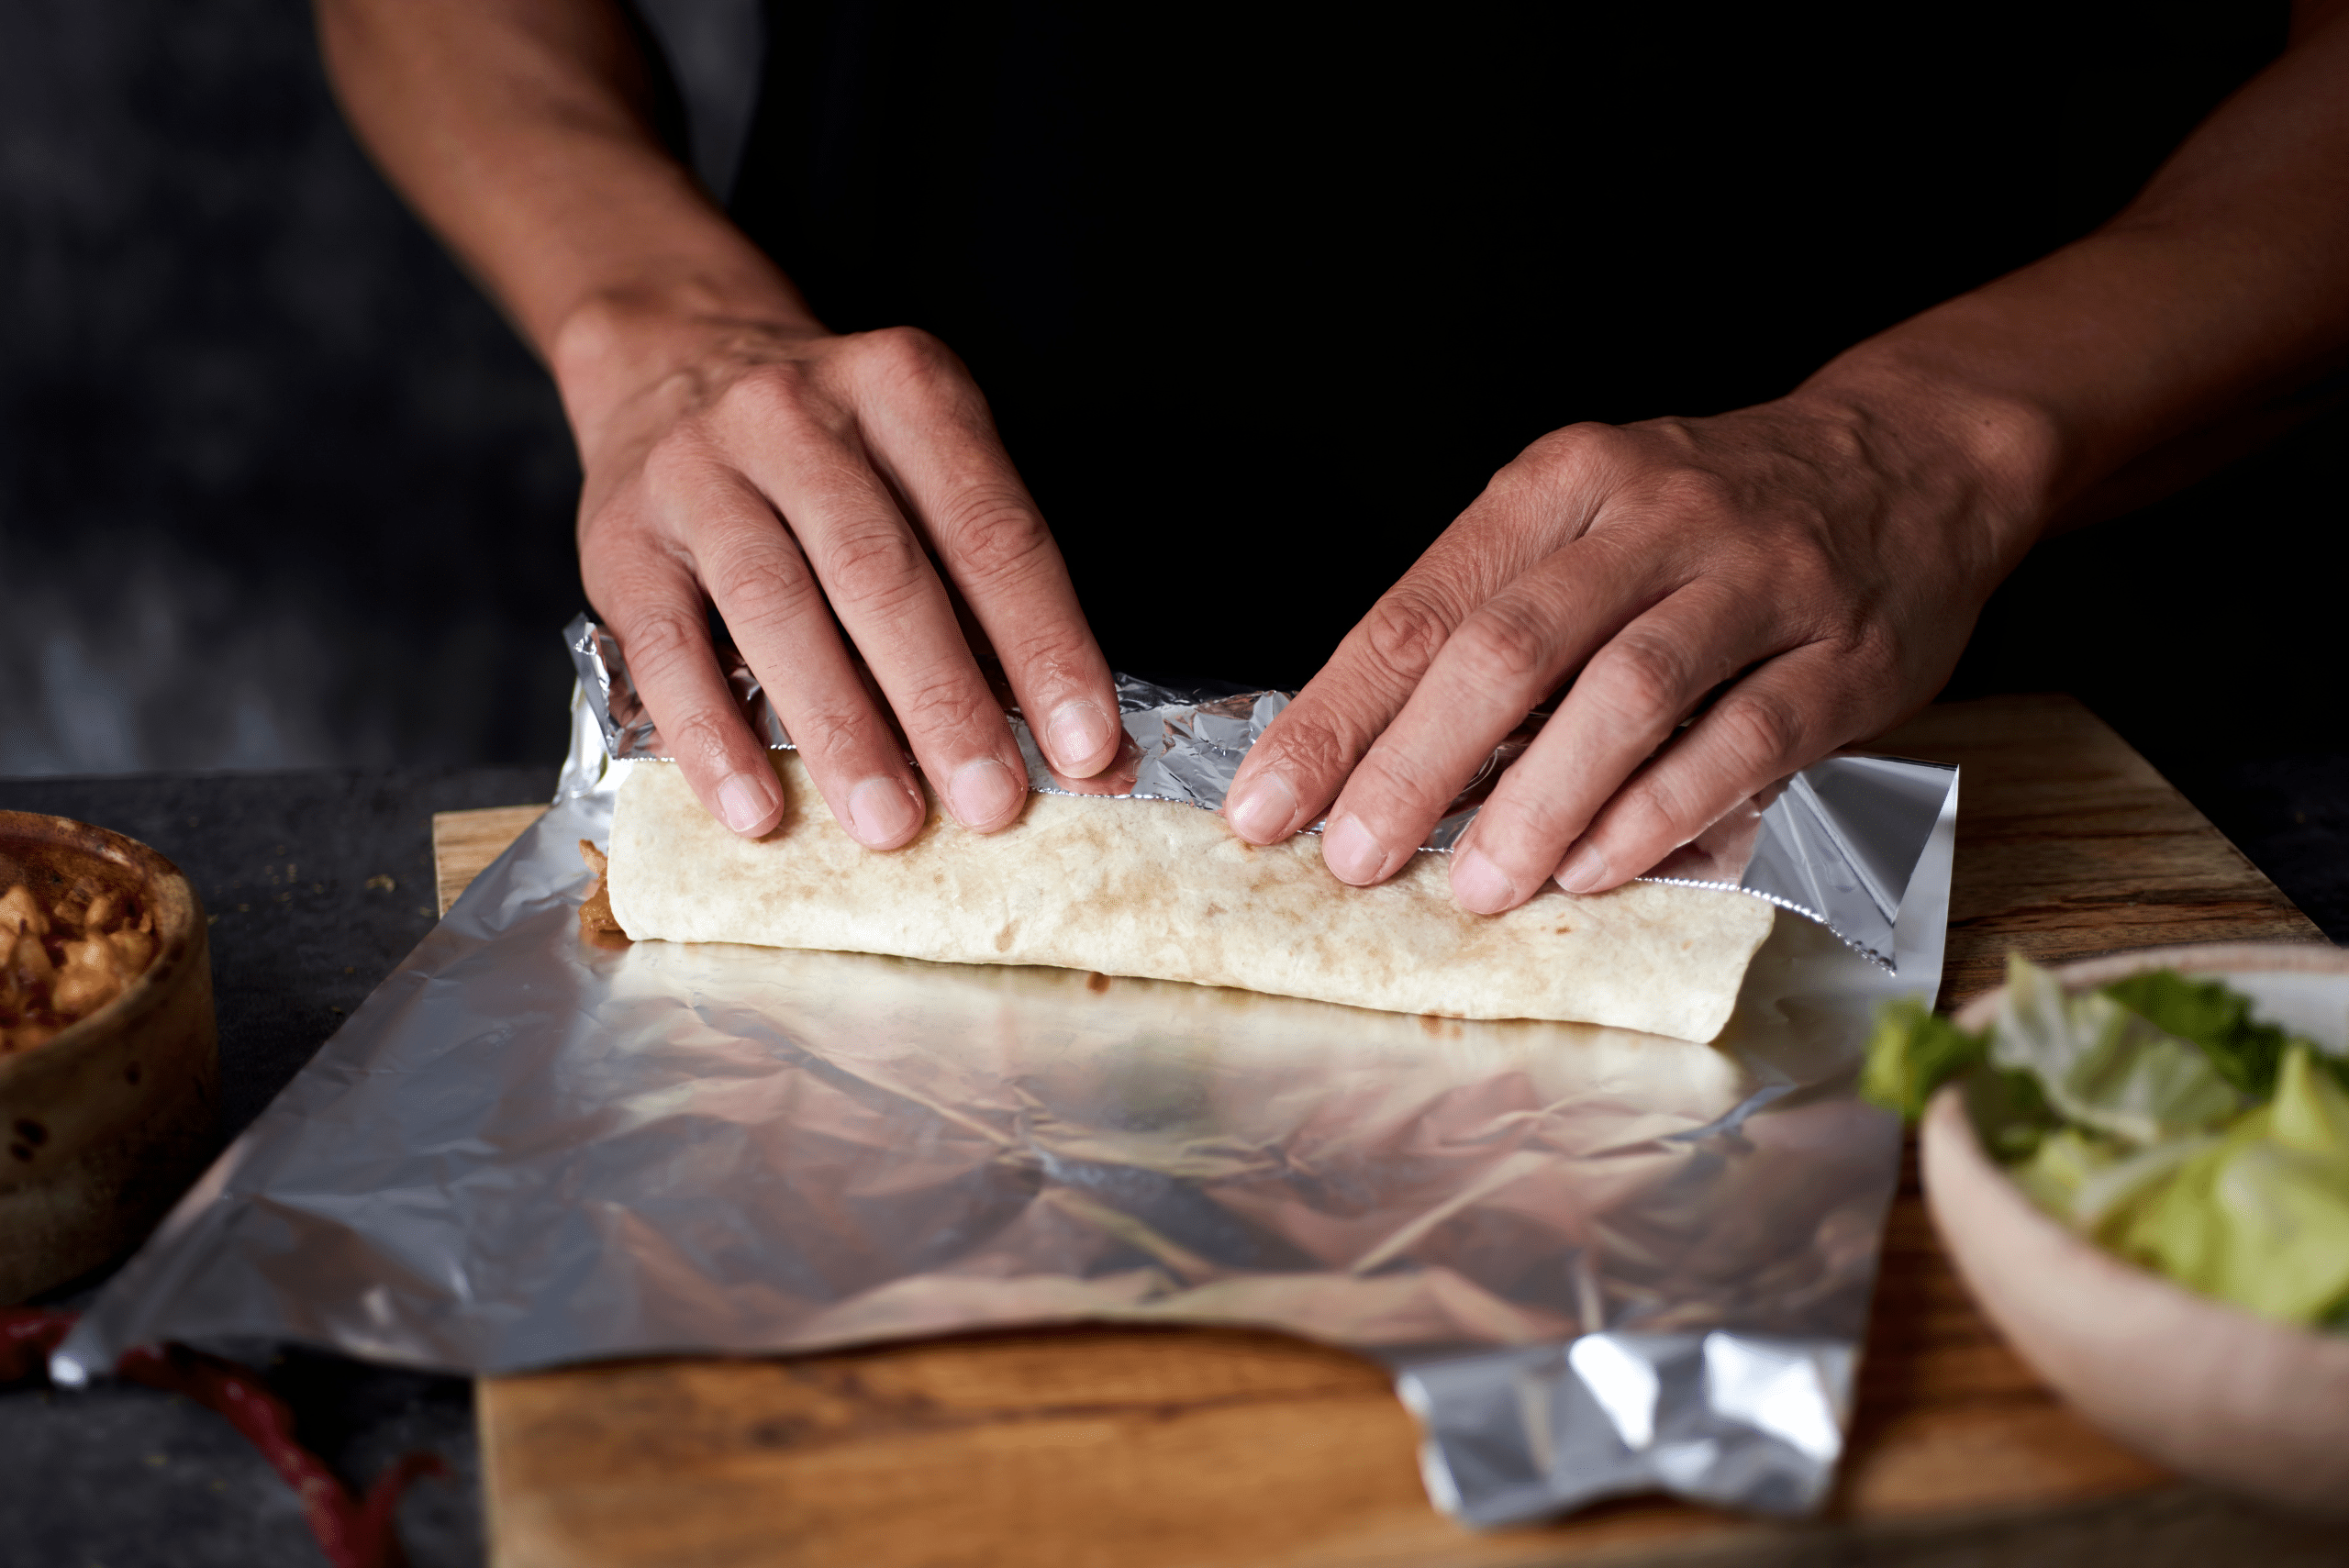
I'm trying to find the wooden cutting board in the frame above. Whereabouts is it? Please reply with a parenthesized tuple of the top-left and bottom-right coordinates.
(432, 695, 2334, 1567)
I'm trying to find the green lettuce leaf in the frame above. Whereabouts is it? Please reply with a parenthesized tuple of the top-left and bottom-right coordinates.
(2272, 1034, 2349, 1155)
(1958, 1057, 2058, 1162)
(1993, 955, 2243, 1146)
(2113, 1044, 2349, 1325)
(2009, 1123, 2217, 1233)
(1860, 997, 1986, 1120)
(2007, 1124, 2118, 1217)
(2102, 969, 2290, 1097)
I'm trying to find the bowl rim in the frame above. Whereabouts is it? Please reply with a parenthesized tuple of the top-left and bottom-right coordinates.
(0, 809, 206, 1084)
(1951, 940, 2349, 1032)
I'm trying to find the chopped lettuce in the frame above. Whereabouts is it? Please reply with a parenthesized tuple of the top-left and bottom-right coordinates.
(1864, 956, 2349, 1329)
(1992, 954, 2243, 1145)
(2273, 1034, 2349, 1153)
(2102, 969, 2302, 1097)
(2005, 1124, 2118, 1217)
(1859, 997, 1987, 1120)
(2009, 1123, 2215, 1233)
(2114, 1046, 2349, 1324)
(1858, 987, 2050, 1156)
(1957, 1055, 2058, 1162)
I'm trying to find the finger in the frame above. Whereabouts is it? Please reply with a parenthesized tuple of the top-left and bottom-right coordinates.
(1442, 580, 1779, 912)
(1547, 642, 1861, 896)
(672, 469, 930, 849)
(1222, 426, 1620, 847)
(586, 519, 791, 840)
(1316, 532, 1676, 888)
(852, 329, 1122, 779)
(716, 383, 1031, 831)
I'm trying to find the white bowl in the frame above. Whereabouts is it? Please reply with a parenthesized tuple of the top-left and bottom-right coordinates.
(1922, 942, 2349, 1516)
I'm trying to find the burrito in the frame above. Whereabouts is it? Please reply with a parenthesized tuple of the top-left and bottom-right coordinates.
(606, 753, 1776, 1042)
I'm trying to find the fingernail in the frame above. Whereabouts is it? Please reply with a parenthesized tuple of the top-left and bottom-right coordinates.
(1047, 700, 1114, 770)
(1319, 814, 1388, 884)
(1452, 848, 1517, 914)
(717, 773, 771, 835)
(1225, 773, 1297, 842)
(1555, 842, 1609, 895)
(948, 757, 1024, 827)
(846, 776, 922, 846)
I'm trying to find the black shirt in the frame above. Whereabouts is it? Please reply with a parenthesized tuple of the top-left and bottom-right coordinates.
(729, 1, 2285, 686)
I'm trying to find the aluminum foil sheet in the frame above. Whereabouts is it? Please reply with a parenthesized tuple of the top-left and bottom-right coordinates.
(58, 651, 1958, 1528)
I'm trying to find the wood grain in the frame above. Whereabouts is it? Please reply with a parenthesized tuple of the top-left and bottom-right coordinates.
(432, 804, 546, 919)
(433, 695, 2327, 1568)
(1879, 696, 2322, 1009)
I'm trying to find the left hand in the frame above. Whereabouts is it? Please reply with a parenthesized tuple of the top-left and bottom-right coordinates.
(1219, 386, 2045, 911)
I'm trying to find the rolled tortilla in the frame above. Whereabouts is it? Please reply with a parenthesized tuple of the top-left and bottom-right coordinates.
(607, 754, 1775, 1042)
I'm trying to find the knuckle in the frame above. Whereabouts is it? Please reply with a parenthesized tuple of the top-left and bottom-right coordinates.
(1522, 420, 1617, 473)
(820, 521, 930, 613)
(1842, 622, 1904, 693)
(719, 361, 818, 429)
(707, 547, 822, 631)
(939, 491, 1052, 587)
(614, 605, 707, 690)
(634, 434, 705, 499)
(1254, 711, 1358, 789)
(1518, 421, 1630, 499)
(792, 701, 879, 771)
(577, 483, 653, 554)
(1709, 689, 1804, 774)
(1613, 773, 1704, 852)
(1355, 587, 1455, 688)
(1646, 466, 1738, 519)
(1347, 744, 1457, 820)
(895, 676, 995, 740)
(1588, 634, 1694, 728)
(1448, 602, 1553, 692)
(850, 324, 952, 387)
(662, 708, 740, 774)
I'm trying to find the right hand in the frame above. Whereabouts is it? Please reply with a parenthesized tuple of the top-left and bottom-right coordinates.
(562, 304, 1122, 845)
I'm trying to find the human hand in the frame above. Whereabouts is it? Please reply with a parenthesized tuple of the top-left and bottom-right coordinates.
(1219, 387, 2047, 910)
(564, 306, 1121, 844)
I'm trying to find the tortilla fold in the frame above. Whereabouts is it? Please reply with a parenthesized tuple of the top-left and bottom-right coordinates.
(607, 754, 1774, 1041)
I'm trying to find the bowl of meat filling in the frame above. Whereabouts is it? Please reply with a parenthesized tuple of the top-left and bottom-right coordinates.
(0, 811, 217, 1303)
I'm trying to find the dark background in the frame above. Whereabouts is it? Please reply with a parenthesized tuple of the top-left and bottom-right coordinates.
(0, 0, 762, 777)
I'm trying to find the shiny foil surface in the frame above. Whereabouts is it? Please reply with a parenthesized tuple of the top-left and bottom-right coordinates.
(58, 638, 1959, 1528)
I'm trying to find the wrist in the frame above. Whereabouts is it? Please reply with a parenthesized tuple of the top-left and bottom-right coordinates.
(1794, 340, 2071, 562)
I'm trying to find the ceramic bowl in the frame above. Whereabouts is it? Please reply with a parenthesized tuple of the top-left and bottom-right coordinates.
(0, 811, 218, 1303)
(1923, 942, 2349, 1516)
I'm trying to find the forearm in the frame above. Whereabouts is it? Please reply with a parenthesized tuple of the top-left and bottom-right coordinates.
(1806, 6, 2349, 537)
(314, 0, 814, 435)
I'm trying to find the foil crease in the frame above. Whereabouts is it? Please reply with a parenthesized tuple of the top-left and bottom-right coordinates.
(566, 616, 1949, 968)
(58, 649, 1959, 1529)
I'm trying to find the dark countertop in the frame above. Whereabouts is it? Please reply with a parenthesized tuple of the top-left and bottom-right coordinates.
(2, 745, 2344, 1567)
(2, 765, 552, 1568)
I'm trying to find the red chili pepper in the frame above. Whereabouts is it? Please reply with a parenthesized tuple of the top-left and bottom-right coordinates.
(0, 1307, 74, 1384)
(2, 1307, 446, 1568)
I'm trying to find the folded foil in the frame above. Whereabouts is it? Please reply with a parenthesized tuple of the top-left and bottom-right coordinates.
(58, 628, 1959, 1529)
(570, 617, 1951, 967)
